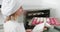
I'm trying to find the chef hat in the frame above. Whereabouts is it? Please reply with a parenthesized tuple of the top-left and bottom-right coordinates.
(1, 0, 23, 18)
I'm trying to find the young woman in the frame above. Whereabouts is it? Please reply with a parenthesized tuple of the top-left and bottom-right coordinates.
(1, 0, 26, 32)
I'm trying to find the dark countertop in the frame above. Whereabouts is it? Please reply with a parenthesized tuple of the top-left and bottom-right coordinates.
(54, 26, 60, 31)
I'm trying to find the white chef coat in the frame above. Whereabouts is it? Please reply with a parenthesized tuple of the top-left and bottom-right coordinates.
(4, 20, 26, 32)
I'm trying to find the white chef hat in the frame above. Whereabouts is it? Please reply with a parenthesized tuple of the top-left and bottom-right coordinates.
(1, 0, 23, 19)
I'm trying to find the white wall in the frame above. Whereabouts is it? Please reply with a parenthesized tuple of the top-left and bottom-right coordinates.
(0, 0, 2, 5)
(23, 0, 60, 19)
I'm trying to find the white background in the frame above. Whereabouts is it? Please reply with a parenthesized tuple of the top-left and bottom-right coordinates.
(0, 0, 2, 5)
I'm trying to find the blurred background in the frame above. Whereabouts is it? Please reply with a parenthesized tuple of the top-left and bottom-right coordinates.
(0, 0, 60, 32)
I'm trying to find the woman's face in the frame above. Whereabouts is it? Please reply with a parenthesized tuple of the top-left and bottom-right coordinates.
(16, 7, 23, 16)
